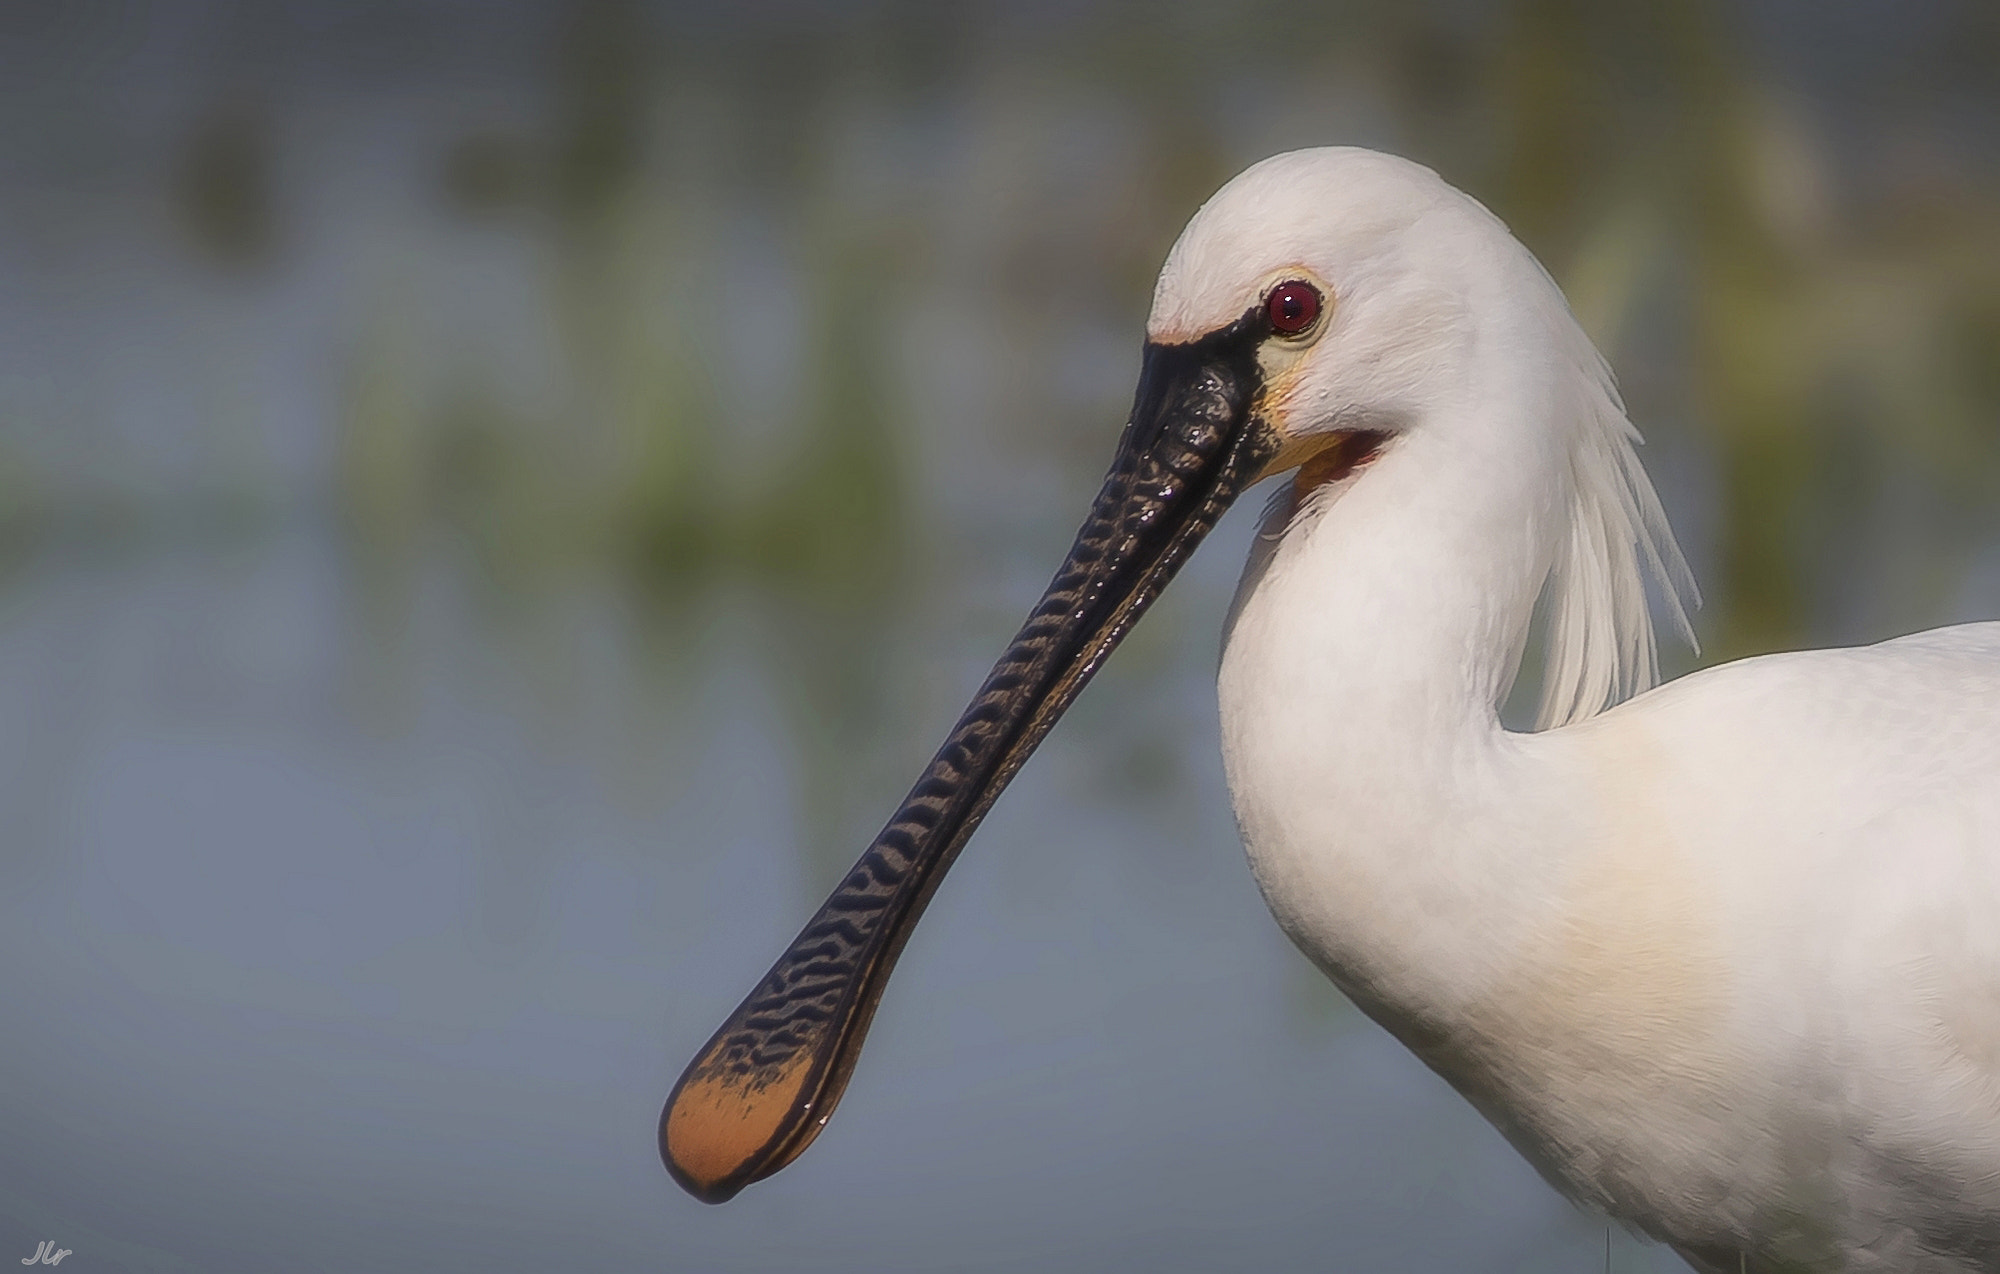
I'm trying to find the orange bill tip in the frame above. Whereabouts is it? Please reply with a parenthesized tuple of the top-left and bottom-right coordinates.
(661, 1046, 816, 1203)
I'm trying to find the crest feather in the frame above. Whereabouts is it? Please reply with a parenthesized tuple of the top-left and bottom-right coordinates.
(1536, 335, 1700, 730)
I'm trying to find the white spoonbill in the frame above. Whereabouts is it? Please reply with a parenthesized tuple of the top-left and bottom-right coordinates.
(662, 148, 2000, 1272)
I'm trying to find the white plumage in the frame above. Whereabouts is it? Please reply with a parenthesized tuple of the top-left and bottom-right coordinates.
(1173, 149, 2000, 1271)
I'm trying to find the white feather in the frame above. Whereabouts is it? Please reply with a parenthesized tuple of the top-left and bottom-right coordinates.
(1536, 325, 1700, 728)
(1160, 147, 2000, 1272)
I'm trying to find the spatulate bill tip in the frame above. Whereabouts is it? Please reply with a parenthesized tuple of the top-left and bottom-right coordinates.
(660, 1044, 822, 1203)
(662, 1153, 746, 1205)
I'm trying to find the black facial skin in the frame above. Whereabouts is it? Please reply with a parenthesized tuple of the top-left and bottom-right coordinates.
(661, 307, 1279, 1205)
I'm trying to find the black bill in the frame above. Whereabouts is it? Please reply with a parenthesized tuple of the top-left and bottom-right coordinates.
(662, 314, 1276, 1203)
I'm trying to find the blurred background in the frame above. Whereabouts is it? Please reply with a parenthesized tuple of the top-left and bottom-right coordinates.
(1, 2, 1997, 1271)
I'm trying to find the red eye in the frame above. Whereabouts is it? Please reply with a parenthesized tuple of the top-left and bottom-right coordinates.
(1265, 280, 1322, 336)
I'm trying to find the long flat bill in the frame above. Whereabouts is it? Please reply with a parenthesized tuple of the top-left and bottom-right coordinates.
(661, 318, 1275, 1202)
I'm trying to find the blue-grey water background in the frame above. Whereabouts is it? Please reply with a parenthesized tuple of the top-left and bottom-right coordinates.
(2, 3, 1998, 1271)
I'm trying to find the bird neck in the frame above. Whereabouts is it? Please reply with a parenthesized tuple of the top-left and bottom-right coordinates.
(1217, 383, 1570, 1025)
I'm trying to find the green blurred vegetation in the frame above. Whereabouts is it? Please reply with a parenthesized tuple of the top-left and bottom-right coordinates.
(4, 0, 1998, 843)
(329, 0, 2000, 658)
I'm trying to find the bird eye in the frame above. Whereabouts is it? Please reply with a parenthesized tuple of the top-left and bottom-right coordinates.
(1265, 280, 1322, 337)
